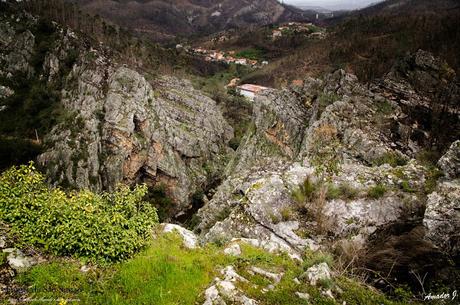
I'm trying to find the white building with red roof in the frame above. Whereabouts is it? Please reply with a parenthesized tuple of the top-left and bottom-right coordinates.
(236, 84, 270, 101)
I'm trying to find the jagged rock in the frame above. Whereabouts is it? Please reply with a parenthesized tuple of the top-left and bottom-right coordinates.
(203, 266, 257, 305)
(302, 263, 331, 286)
(2, 249, 38, 272)
(0, 15, 35, 77)
(423, 180, 460, 257)
(196, 66, 434, 257)
(322, 289, 335, 299)
(223, 243, 242, 256)
(438, 140, 460, 179)
(38, 49, 233, 213)
(162, 224, 198, 249)
(249, 266, 283, 291)
(197, 162, 318, 259)
(80, 265, 91, 273)
(295, 292, 310, 300)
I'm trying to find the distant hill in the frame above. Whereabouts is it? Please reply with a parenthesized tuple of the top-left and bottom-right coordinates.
(289, 0, 383, 11)
(72, 0, 315, 42)
(239, 0, 460, 86)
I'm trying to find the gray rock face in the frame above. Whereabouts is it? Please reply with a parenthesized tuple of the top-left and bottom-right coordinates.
(438, 140, 460, 179)
(424, 142, 460, 257)
(0, 9, 233, 215)
(302, 263, 331, 286)
(196, 62, 445, 257)
(0, 15, 35, 78)
(37, 47, 233, 213)
(225, 87, 311, 176)
(424, 180, 460, 257)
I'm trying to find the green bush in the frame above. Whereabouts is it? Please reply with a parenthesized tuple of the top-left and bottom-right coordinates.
(0, 163, 158, 263)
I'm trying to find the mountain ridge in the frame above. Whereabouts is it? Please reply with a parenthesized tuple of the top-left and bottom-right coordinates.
(72, 0, 315, 42)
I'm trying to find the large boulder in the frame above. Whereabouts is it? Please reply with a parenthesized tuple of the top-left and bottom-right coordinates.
(424, 180, 460, 257)
(423, 140, 460, 257)
(438, 140, 460, 179)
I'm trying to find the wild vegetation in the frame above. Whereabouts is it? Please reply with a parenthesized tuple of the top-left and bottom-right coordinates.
(0, 164, 158, 262)
(0, 0, 458, 304)
(15, 233, 417, 305)
(237, 0, 460, 86)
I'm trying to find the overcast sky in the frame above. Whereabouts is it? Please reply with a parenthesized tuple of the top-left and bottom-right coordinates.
(284, 0, 381, 10)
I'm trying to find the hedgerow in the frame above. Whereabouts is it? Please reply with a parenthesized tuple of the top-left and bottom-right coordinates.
(0, 163, 158, 263)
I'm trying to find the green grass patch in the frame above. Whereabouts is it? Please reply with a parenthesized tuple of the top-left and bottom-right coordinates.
(18, 233, 230, 305)
(292, 176, 318, 205)
(17, 236, 421, 305)
(400, 180, 416, 193)
(372, 152, 407, 167)
(235, 48, 267, 61)
(367, 184, 388, 199)
(326, 182, 359, 201)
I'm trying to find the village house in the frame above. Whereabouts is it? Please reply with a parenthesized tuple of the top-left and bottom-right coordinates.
(272, 30, 282, 40)
(235, 58, 248, 65)
(236, 84, 270, 101)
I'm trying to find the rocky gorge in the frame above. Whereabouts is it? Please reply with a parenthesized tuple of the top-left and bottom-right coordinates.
(0, 2, 459, 304)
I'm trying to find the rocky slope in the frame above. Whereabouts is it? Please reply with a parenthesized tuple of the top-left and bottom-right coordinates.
(195, 50, 460, 289)
(1, 2, 459, 301)
(73, 0, 313, 42)
(0, 6, 234, 216)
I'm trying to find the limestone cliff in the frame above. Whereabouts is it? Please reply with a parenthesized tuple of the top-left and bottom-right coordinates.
(0, 8, 234, 215)
(195, 51, 460, 286)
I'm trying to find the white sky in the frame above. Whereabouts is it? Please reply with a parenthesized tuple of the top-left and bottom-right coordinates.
(284, 0, 380, 10)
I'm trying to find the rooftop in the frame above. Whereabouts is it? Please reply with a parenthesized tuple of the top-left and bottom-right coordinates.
(237, 84, 270, 93)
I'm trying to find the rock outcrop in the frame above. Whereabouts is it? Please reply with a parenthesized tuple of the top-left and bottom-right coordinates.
(437, 140, 460, 179)
(424, 141, 460, 258)
(0, 13, 35, 78)
(0, 20, 232, 215)
(39, 56, 233, 213)
(0, 8, 235, 216)
(196, 52, 459, 269)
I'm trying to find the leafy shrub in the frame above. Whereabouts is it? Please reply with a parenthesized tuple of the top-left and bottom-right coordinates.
(367, 184, 387, 199)
(0, 163, 158, 263)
